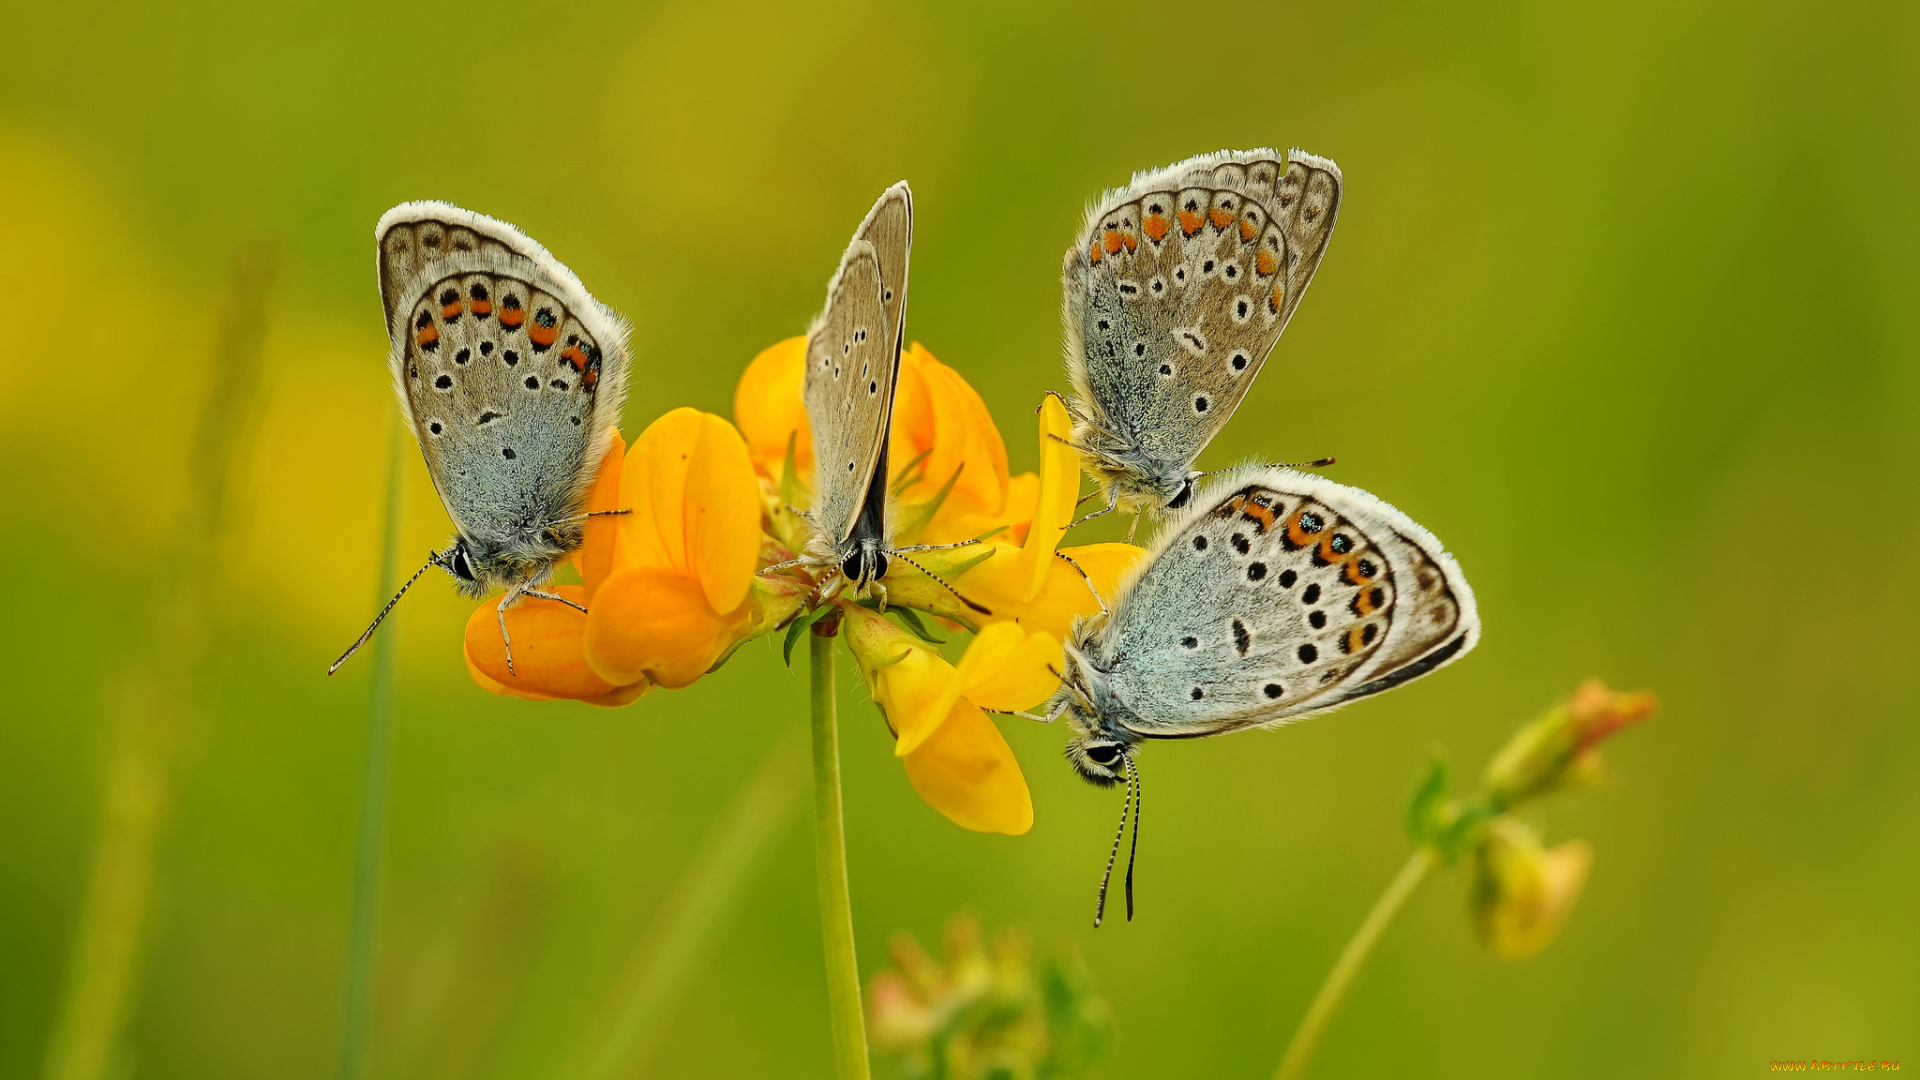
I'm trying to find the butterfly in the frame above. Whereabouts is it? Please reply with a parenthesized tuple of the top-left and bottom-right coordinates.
(781, 182, 987, 610)
(1045, 466, 1480, 924)
(1060, 149, 1342, 535)
(330, 202, 631, 675)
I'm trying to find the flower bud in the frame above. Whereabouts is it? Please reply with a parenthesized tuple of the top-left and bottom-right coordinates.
(1469, 817, 1594, 960)
(1481, 678, 1656, 810)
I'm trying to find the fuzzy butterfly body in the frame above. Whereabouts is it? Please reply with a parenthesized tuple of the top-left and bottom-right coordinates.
(330, 203, 630, 675)
(800, 183, 913, 592)
(1052, 466, 1478, 780)
(1063, 149, 1342, 517)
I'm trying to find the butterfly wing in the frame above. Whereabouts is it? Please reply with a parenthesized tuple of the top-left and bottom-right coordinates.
(1084, 466, 1477, 738)
(377, 203, 631, 547)
(1063, 150, 1340, 483)
(803, 183, 913, 546)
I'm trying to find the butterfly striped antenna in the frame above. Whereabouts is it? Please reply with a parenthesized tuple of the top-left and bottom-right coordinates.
(327, 551, 444, 675)
(1093, 755, 1139, 928)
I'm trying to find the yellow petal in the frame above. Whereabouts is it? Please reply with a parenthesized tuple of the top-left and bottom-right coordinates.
(573, 427, 627, 598)
(955, 622, 1060, 713)
(901, 703, 1033, 835)
(464, 585, 618, 700)
(583, 567, 733, 689)
(464, 642, 557, 702)
(685, 412, 762, 614)
(841, 605, 971, 758)
(881, 645, 966, 758)
(1006, 395, 1080, 601)
(733, 336, 812, 478)
(615, 408, 703, 573)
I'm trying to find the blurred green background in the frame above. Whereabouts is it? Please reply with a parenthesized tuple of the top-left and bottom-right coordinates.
(4, 1, 1916, 1077)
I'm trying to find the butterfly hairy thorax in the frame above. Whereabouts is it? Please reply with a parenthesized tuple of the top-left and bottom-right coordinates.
(1048, 466, 1480, 924)
(329, 202, 632, 676)
(1060, 149, 1342, 532)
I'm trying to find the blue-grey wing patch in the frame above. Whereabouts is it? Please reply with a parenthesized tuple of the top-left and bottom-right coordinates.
(1085, 466, 1476, 738)
(377, 204, 631, 548)
(1062, 150, 1341, 483)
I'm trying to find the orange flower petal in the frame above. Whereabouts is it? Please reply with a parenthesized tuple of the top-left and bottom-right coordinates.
(918, 350, 1008, 522)
(999, 471, 1040, 545)
(733, 336, 812, 478)
(902, 702, 1033, 835)
(685, 413, 762, 615)
(582, 567, 731, 689)
(581, 679, 654, 708)
(464, 584, 618, 700)
(573, 427, 627, 597)
(464, 642, 557, 702)
(956, 623, 1061, 713)
(888, 342, 936, 466)
(614, 408, 700, 574)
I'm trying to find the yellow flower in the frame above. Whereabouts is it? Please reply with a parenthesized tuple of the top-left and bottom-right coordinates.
(937, 394, 1145, 644)
(465, 409, 799, 702)
(1469, 818, 1595, 960)
(843, 607, 1058, 835)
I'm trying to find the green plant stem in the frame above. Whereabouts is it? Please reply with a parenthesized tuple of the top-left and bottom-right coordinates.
(809, 624, 871, 1080)
(1274, 847, 1438, 1080)
(337, 420, 405, 1080)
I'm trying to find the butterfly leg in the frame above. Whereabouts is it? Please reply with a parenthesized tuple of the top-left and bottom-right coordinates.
(524, 587, 589, 615)
(1067, 484, 1120, 531)
(495, 592, 520, 676)
(1037, 388, 1093, 426)
(1052, 549, 1108, 616)
(1122, 509, 1142, 545)
(893, 531, 1003, 555)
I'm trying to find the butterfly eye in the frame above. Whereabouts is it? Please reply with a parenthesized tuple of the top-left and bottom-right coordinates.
(1086, 744, 1121, 765)
(450, 547, 475, 581)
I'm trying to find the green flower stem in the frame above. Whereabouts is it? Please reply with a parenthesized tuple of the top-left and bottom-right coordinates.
(337, 420, 405, 1080)
(1275, 847, 1438, 1080)
(809, 622, 871, 1080)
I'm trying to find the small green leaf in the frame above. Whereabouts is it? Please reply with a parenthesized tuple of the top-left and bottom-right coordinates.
(893, 606, 946, 646)
(782, 608, 825, 668)
(1406, 753, 1451, 849)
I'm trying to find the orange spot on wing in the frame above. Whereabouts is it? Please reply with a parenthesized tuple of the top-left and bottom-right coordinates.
(1269, 283, 1286, 314)
(1225, 494, 1277, 532)
(1239, 217, 1258, 241)
(416, 324, 439, 349)
(1345, 626, 1368, 653)
(561, 345, 589, 372)
(1285, 510, 1316, 548)
(584, 367, 599, 387)
(1256, 249, 1281, 276)
(1089, 238, 1103, 264)
(1353, 587, 1378, 614)
(1120, 230, 1137, 253)
(499, 307, 526, 329)
(1143, 214, 1170, 242)
(1209, 207, 1235, 230)
(1104, 230, 1125, 255)
(1342, 559, 1370, 586)
(442, 301, 463, 320)
(471, 299, 493, 317)
(529, 323, 559, 348)
(1178, 210, 1204, 236)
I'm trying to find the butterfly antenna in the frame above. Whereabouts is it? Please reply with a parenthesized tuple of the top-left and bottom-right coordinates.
(1124, 755, 1142, 922)
(887, 551, 992, 615)
(328, 551, 442, 675)
(1093, 760, 1134, 929)
(1287, 455, 1337, 470)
